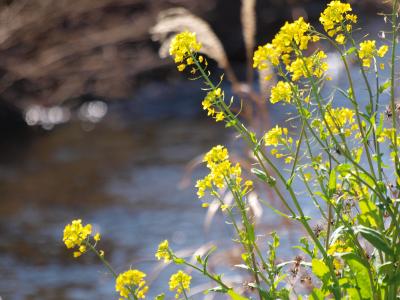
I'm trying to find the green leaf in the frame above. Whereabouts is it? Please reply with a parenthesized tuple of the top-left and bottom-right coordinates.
(328, 168, 337, 195)
(196, 255, 203, 264)
(154, 293, 165, 300)
(206, 286, 228, 294)
(345, 47, 357, 56)
(376, 113, 385, 136)
(225, 120, 237, 128)
(251, 168, 276, 186)
(377, 261, 394, 275)
(227, 290, 250, 300)
(329, 225, 346, 245)
(342, 253, 372, 299)
(365, 104, 372, 115)
(310, 287, 326, 300)
(346, 288, 362, 300)
(354, 226, 393, 256)
(312, 259, 330, 282)
(173, 258, 185, 264)
(358, 199, 379, 228)
(337, 163, 352, 175)
(257, 198, 293, 219)
(247, 283, 269, 299)
(379, 80, 391, 94)
(354, 146, 364, 164)
(203, 246, 217, 271)
(358, 172, 376, 189)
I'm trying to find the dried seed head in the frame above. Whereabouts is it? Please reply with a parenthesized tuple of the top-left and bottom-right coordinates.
(300, 272, 312, 285)
(384, 102, 400, 120)
(312, 224, 324, 237)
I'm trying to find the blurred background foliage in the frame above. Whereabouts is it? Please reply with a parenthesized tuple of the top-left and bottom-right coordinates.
(0, 0, 384, 114)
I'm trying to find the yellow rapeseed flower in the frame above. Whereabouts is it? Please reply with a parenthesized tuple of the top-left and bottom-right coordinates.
(253, 44, 280, 69)
(377, 128, 397, 144)
(328, 240, 352, 255)
(253, 17, 319, 70)
(94, 233, 101, 242)
(196, 146, 247, 199)
(320, 1, 356, 42)
(169, 270, 191, 299)
(203, 145, 229, 167)
(358, 41, 388, 68)
(63, 219, 92, 249)
(324, 107, 355, 136)
(377, 45, 389, 57)
(359, 40, 376, 68)
(264, 125, 287, 147)
(270, 81, 293, 104)
(115, 269, 149, 299)
(155, 240, 172, 262)
(201, 88, 225, 122)
(169, 31, 202, 71)
(287, 51, 328, 81)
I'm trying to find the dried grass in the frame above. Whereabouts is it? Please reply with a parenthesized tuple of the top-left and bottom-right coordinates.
(0, 0, 213, 109)
(150, 8, 238, 85)
(241, 0, 256, 83)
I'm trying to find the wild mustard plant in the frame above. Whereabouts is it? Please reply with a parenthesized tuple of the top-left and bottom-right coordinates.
(115, 270, 149, 300)
(158, 0, 400, 298)
(62, 219, 149, 300)
(62, 1, 400, 299)
(169, 271, 191, 299)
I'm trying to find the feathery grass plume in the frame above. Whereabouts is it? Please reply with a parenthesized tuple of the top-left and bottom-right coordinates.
(241, 0, 256, 83)
(150, 7, 238, 85)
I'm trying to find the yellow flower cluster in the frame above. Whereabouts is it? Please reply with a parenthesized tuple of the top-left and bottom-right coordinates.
(169, 270, 191, 299)
(169, 31, 202, 72)
(253, 17, 319, 70)
(155, 240, 172, 263)
(196, 145, 249, 199)
(270, 81, 293, 104)
(328, 240, 352, 255)
(201, 88, 225, 122)
(264, 126, 290, 147)
(287, 51, 328, 81)
(63, 219, 100, 258)
(115, 269, 149, 300)
(264, 126, 294, 163)
(328, 240, 353, 271)
(359, 40, 389, 68)
(319, 1, 357, 44)
(377, 128, 398, 144)
(324, 107, 356, 136)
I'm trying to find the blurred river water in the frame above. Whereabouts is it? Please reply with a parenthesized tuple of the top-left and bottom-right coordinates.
(0, 113, 231, 299)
